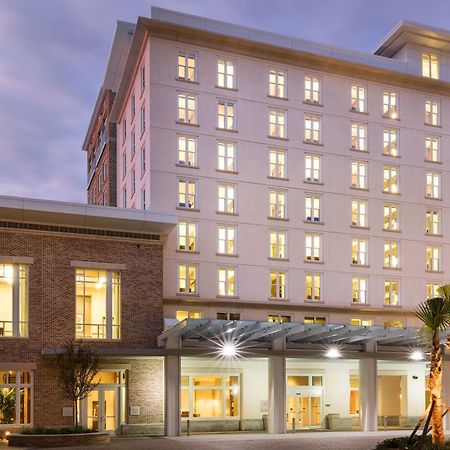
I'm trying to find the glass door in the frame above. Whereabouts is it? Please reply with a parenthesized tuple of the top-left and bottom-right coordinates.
(286, 394, 322, 430)
(86, 390, 99, 431)
(85, 387, 118, 432)
(103, 388, 117, 431)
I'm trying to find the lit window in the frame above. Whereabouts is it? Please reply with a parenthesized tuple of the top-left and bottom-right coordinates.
(384, 280, 399, 306)
(383, 166, 399, 194)
(218, 225, 236, 255)
(351, 318, 372, 326)
(269, 149, 287, 178)
(384, 320, 403, 328)
(426, 246, 441, 272)
(305, 234, 321, 262)
(270, 230, 287, 259)
(304, 316, 326, 325)
(425, 136, 440, 162)
(426, 209, 440, 235)
(270, 271, 286, 299)
(305, 272, 321, 302)
(140, 147, 146, 176)
(140, 65, 145, 92)
(352, 199, 367, 228)
(176, 310, 202, 322)
(269, 190, 286, 219)
(178, 136, 197, 166)
(122, 187, 127, 208)
(0, 264, 28, 337)
(422, 54, 439, 79)
(351, 123, 367, 151)
(304, 75, 320, 103)
(384, 204, 399, 231)
(383, 91, 398, 119)
(140, 106, 146, 134)
(218, 184, 235, 214)
(218, 100, 235, 130)
(268, 315, 291, 323)
(305, 194, 321, 222)
(178, 51, 196, 81)
(269, 109, 286, 138)
(217, 59, 235, 89)
(352, 277, 367, 304)
(0, 370, 32, 425)
(131, 169, 136, 195)
(131, 131, 136, 159)
(351, 160, 367, 189)
(384, 241, 399, 268)
(351, 85, 366, 112)
(218, 267, 236, 296)
(304, 115, 321, 143)
(218, 141, 236, 172)
(178, 179, 196, 209)
(141, 188, 146, 210)
(269, 70, 286, 98)
(383, 129, 398, 157)
(178, 222, 197, 251)
(352, 238, 368, 266)
(426, 172, 441, 199)
(178, 264, 197, 294)
(178, 93, 197, 124)
(425, 100, 439, 126)
(305, 154, 321, 182)
(426, 282, 440, 299)
(75, 268, 120, 339)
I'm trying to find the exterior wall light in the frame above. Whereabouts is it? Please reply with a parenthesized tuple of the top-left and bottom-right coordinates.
(325, 347, 341, 358)
(410, 350, 425, 361)
(220, 342, 237, 358)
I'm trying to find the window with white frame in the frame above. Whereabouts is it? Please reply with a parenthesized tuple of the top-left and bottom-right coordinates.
(422, 54, 439, 79)
(140, 147, 146, 176)
(384, 280, 399, 306)
(176, 310, 202, 322)
(270, 230, 286, 259)
(384, 204, 399, 231)
(351, 85, 366, 112)
(269, 70, 286, 98)
(178, 222, 197, 252)
(304, 316, 326, 325)
(218, 267, 236, 296)
(305, 154, 321, 183)
(426, 209, 441, 235)
(216, 312, 240, 321)
(352, 238, 368, 266)
(140, 106, 146, 134)
(178, 264, 197, 294)
(178, 51, 196, 82)
(122, 187, 127, 208)
(351, 318, 373, 326)
(270, 271, 286, 299)
(304, 75, 320, 104)
(140, 65, 145, 92)
(131, 169, 136, 195)
(425, 136, 440, 162)
(178, 93, 197, 124)
(351, 123, 367, 151)
(178, 179, 197, 209)
(352, 276, 367, 304)
(131, 130, 136, 159)
(269, 109, 286, 138)
(0, 370, 32, 425)
(426, 172, 441, 199)
(383, 91, 398, 119)
(141, 188, 146, 210)
(305, 194, 321, 222)
(217, 184, 235, 214)
(384, 241, 399, 269)
(217, 141, 236, 172)
(269, 148, 286, 178)
(269, 190, 286, 219)
(352, 199, 367, 227)
(426, 246, 441, 272)
(217, 59, 235, 89)
(218, 100, 235, 130)
(268, 314, 291, 323)
(305, 272, 321, 301)
(218, 225, 236, 255)
(427, 282, 440, 299)
(305, 233, 321, 262)
(383, 166, 399, 194)
(304, 115, 321, 143)
(178, 135, 197, 166)
(383, 128, 398, 157)
(425, 100, 439, 126)
(351, 160, 367, 189)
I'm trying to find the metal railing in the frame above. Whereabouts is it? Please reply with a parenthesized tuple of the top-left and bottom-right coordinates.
(76, 323, 120, 340)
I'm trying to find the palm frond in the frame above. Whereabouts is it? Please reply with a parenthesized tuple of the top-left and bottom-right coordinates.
(415, 297, 450, 332)
(438, 284, 450, 302)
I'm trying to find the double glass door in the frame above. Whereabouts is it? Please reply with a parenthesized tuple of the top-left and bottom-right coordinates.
(85, 387, 118, 432)
(287, 393, 322, 429)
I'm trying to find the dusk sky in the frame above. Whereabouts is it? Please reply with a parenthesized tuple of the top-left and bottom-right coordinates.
(2, 0, 450, 204)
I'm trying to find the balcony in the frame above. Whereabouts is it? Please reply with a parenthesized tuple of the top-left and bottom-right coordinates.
(87, 125, 108, 186)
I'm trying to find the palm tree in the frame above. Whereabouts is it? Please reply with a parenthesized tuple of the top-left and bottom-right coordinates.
(415, 285, 450, 445)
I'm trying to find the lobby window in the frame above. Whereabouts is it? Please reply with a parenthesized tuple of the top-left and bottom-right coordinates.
(425, 136, 440, 162)
(305, 194, 321, 222)
(305, 154, 321, 183)
(305, 233, 321, 262)
(270, 271, 286, 299)
(269, 149, 287, 178)
(305, 272, 321, 302)
(178, 222, 197, 252)
(178, 264, 197, 294)
(140, 106, 146, 134)
(384, 204, 399, 231)
(269, 190, 286, 219)
(218, 267, 236, 297)
(352, 276, 367, 304)
(0, 264, 28, 337)
(352, 199, 367, 228)
(218, 141, 236, 172)
(351, 123, 367, 151)
(304, 115, 321, 144)
(422, 54, 439, 79)
(351, 318, 372, 326)
(217, 184, 236, 214)
(426, 209, 440, 235)
(351, 85, 366, 112)
(384, 241, 399, 269)
(269, 109, 286, 138)
(75, 268, 120, 340)
(384, 320, 404, 328)
(141, 188, 146, 210)
(268, 314, 291, 323)
(269, 70, 286, 98)
(426, 246, 441, 272)
(382, 91, 398, 119)
(217, 59, 235, 89)
(426, 172, 441, 199)
(218, 225, 236, 255)
(270, 230, 287, 259)
(427, 282, 440, 299)
(304, 75, 320, 104)
(178, 135, 197, 166)
(178, 179, 197, 209)
(352, 238, 368, 266)
(176, 310, 202, 322)
(217, 312, 240, 320)
(140, 147, 146, 175)
(0, 370, 32, 425)
(177, 93, 197, 124)
(383, 128, 398, 157)
(177, 51, 196, 82)
(130, 131, 136, 159)
(425, 100, 439, 126)
(384, 280, 399, 306)
(217, 100, 235, 130)
(383, 166, 399, 194)
(351, 160, 367, 189)
(304, 316, 326, 325)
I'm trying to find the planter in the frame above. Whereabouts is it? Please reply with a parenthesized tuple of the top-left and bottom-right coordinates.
(8, 431, 110, 448)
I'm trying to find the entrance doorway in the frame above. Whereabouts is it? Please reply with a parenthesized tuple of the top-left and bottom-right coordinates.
(287, 394, 322, 429)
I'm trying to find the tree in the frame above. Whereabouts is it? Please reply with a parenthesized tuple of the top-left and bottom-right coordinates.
(0, 388, 16, 424)
(56, 340, 100, 428)
(415, 286, 450, 445)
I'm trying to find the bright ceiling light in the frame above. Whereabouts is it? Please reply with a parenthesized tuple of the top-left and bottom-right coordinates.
(410, 350, 425, 361)
(325, 347, 341, 358)
(221, 342, 237, 358)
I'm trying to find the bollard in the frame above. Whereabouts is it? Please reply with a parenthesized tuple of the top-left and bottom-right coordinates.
(383, 415, 387, 431)
(187, 419, 191, 436)
(292, 417, 296, 432)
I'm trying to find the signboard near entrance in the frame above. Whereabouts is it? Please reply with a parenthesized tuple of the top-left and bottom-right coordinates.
(62, 407, 73, 417)
(129, 406, 141, 416)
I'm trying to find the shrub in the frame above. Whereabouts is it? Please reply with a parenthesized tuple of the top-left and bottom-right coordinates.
(375, 435, 450, 449)
(21, 426, 95, 435)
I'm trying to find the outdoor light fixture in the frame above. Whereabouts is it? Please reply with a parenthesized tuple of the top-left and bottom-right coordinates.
(220, 342, 237, 358)
(325, 347, 341, 358)
(410, 350, 425, 361)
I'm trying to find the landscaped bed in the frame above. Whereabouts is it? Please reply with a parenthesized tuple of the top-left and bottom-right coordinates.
(375, 436, 450, 449)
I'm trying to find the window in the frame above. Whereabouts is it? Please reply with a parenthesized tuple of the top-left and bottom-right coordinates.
(305, 194, 321, 222)
(140, 106, 146, 134)
(141, 188, 146, 210)
(305, 154, 321, 183)
(178, 136, 197, 166)
(426, 246, 441, 272)
(217, 312, 240, 320)
(131, 169, 136, 195)
(425, 136, 440, 162)
(178, 179, 196, 209)
(140, 65, 145, 92)
(427, 282, 440, 299)
(217, 59, 235, 89)
(305, 272, 321, 302)
(75, 268, 120, 339)
(384, 320, 404, 328)
(140, 147, 146, 176)
(178, 51, 196, 81)
(179, 222, 197, 251)
(131, 94, 136, 119)
(351, 123, 367, 151)
(122, 152, 127, 178)
(304, 75, 320, 104)
(217, 184, 235, 214)
(383, 91, 398, 119)
(218, 267, 236, 296)
(425, 100, 439, 126)
(122, 187, 127, 208)
(269, 109, 286, 138)
(218, 225, 236, 255)
(176, 310, 202, 321)
(218, 141, 236, 172)
(384, 204, 399, 231)
(352, 277, 367, 304)
(304, 115, 321, 143)
(351, 85, 366, 112)
(351, 160, 367, 189)
(352, 238, 368, 266)
(384, 241, 399, 269)
(422, 54, 439, 79)
(383, 166, 399, 194)
(269, 190, 286, 219)
(305, 234, 321, 262)
(122, 119, 127, 143)
(178, 93, 197, 124)
(304, 317, 326, 325)
(426, 172, 441, 199)
(384, 280, 399, 306)
(131, 131, 136, 159)
(269, 149, 286, 178)
(102, 161, 107, 182)
(351, 318, 372, 326)
(426, 209, 440, 235)
(383, 129, 398, 157)
(270, 230, 286, 259)
(178, 264, 197, 294)
(0, 370, 32, 425)
(352, 199, 367, 227)
(0, 264, 28, 337)
(269, 70, 286, 98)
(217, 100, 235, 130)
(268, 315, 290, 323)
(270, 271, 286, 299)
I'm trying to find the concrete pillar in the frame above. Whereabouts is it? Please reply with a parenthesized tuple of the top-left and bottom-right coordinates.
(359, 356, 378, 431)
(268, 355, 286, 433)
(164, 355, 181, 436)
(442, 360, 450, 430)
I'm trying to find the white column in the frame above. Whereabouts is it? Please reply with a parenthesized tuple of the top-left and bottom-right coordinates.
(442, 360, 450, 430)
(268, 354, 286, 434)
(359, 356, 378, 431)
(164, 355, 181, 436)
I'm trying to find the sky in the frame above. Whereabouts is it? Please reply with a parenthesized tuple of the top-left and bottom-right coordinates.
(1, 0, 450, 204)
